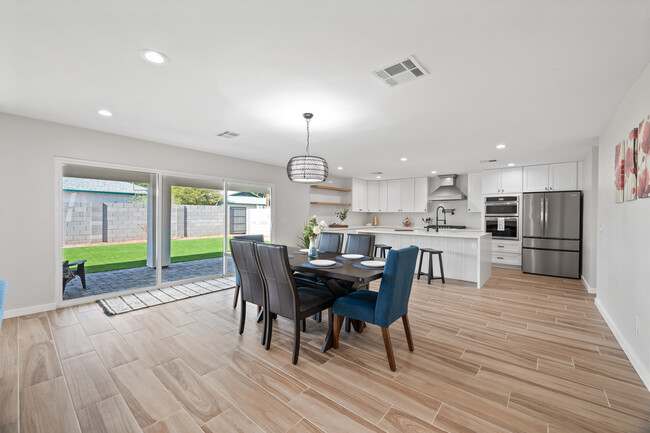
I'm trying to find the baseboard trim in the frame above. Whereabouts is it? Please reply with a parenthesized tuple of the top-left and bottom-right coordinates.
(4, 303, 57, 319)
(581, 275, 596, 294)
(595, 298, 650, 391)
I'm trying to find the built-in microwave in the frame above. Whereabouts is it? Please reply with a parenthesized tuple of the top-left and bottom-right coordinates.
(485, 196, 518, 216)
(485, 216, 519, 240)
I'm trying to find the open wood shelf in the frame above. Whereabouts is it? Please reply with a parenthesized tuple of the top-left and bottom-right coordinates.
(309, 202, 351, 206)
(310, 185, 351, 192)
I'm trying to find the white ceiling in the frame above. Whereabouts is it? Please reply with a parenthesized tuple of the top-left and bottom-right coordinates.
(1, 0, 650, 179)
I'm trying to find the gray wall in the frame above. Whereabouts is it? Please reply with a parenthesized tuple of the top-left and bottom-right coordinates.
(0, 112, 310, 313)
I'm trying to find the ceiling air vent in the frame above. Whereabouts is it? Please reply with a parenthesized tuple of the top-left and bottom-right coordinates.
(479, 159, 498, 163)
(373, 56, 428, 87)
(216, 131, 240, 139)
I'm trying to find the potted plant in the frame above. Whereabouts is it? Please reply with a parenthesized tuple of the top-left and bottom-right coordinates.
(330, 208, 349, 228)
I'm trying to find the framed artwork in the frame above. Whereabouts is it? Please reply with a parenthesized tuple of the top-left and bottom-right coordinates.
(624, 128, 637, 201)
(615, 140, 625, 203)
(638, 115, 650, 199)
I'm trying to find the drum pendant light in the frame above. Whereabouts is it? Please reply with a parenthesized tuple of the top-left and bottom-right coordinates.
(287, 113, 329, 183)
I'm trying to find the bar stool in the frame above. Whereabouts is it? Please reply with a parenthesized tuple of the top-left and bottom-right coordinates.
(417, 248, 445, 284)
(374, 244, 392, 258)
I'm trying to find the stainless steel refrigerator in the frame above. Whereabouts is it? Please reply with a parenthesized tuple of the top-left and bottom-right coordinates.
(522, 191, 582, 279)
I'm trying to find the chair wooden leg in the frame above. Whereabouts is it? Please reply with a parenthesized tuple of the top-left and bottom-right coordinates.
(292, 319, 301, 365)
(357, 321, 365, 333)
(260, 306, 267, 346)
(381, 327, 396, 371)
(238, 301, 246, 335)
(265, 315, 273, 350)
(344, 317, 351, 333)
(417, 250, 424, 280)
(402, 314, 414, 351)
(301, 319, 306, 332)
(232, 285, 240, 308)
(438, 253, 446, 284)
(332, 314, 341, 349)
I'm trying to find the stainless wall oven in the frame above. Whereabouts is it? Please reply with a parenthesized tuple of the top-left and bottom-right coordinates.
(485, 196, 519, 240)
(485, 217, 519, 240)
(485, 196, 518, 216)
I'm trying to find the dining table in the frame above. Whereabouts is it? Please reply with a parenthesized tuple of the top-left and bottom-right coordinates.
(286, 247, 386, 352)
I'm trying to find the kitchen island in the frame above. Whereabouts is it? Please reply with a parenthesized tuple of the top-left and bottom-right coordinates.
(327, 227, 492, 288)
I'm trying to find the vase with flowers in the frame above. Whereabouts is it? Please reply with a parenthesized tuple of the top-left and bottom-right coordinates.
(303, 215, 327, 260)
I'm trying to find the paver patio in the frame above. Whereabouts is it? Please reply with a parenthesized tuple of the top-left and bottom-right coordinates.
(63, 257, 236, 300)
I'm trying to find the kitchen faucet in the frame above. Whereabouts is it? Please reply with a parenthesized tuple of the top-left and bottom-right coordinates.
(435, 205, 455, 232)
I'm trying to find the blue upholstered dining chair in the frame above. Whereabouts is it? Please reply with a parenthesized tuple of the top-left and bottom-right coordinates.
(0, 280, 7, 333)
(332, 245, 419, 371)
(231, 234, 265, 308)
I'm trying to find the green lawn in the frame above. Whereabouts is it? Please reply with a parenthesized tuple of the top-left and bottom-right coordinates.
(63, 237, 232, 273)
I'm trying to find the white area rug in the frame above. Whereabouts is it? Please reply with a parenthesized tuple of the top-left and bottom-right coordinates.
(97, 276, 236, 315)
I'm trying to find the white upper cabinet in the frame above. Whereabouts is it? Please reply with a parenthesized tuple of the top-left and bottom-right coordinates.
(379, 181, 388, 212)
(414, 177, 429, 213)
(366, 180, 380, 212)
(467, 172, 482, 213)
(352, 178, 367, 212)
(482, 167, 522, 194)
(386, 180, 401, 212)
(549, 162, 578, 191)
(500, 167, 523, 193)
(399, 178, 415, 212)
(351, 176, 430, 213)
(522, 165, 549, 192)
(523, 162, 577, 192)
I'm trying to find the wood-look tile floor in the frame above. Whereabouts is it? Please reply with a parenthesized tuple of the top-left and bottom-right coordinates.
(1, 268, 649, 432)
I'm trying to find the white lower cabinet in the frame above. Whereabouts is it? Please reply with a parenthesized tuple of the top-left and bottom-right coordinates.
(492, 239, 521, 267)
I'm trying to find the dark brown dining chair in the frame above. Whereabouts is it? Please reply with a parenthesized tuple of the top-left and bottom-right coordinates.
(230, 239, 268, 345)
(344, 234, 375, 257)
(231, 234, 265, 308)
(254, 243, 336, 364)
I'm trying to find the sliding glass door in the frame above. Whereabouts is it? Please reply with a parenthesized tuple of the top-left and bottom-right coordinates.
(61, 164, 156, 300)
(223, 181, 272, 273)
(161, 176, 226, 284)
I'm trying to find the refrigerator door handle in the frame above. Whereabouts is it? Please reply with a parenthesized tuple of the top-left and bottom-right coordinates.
(544, 196, 549, 236)
(540, 196, 545, 236)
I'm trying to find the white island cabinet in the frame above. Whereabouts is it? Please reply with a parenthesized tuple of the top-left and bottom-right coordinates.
(356, 229, 492, 288)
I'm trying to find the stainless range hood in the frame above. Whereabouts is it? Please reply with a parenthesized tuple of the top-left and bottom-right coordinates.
(427, 174, 467, 201)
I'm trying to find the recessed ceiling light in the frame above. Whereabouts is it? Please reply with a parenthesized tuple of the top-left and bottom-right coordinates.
(431, 170, 437, 174)
(400, 157, 407, 161)
(376, 176, 381, 179)
(337, 166, 343, 170)
(496, 144, 506, 149)
(507, 163, 516, 167)
(97, 109, 113, 117)
(139, 49, 169, 65)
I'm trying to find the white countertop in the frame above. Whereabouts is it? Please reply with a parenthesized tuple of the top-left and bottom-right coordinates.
(350, 228, 490, 239)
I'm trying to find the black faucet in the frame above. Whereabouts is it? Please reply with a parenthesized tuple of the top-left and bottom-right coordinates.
(435, 206, 455, 232)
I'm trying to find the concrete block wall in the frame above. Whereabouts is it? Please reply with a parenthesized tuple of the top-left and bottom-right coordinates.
(63, 202, 225, 245)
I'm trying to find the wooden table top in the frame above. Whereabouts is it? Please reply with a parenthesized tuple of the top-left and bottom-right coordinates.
(287, 248, 385, 284)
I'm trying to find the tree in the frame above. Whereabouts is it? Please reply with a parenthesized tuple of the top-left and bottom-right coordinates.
(171, 186, 223, 205)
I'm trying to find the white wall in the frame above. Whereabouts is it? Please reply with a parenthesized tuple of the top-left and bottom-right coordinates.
(0, 113, 311, 313)
(581, 146, 599, 291)
(596, 62, 650, 389)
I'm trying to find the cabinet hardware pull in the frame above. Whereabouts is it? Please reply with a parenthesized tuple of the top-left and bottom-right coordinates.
(497, 245, 504, 248)
(497, 256, 504, 259)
